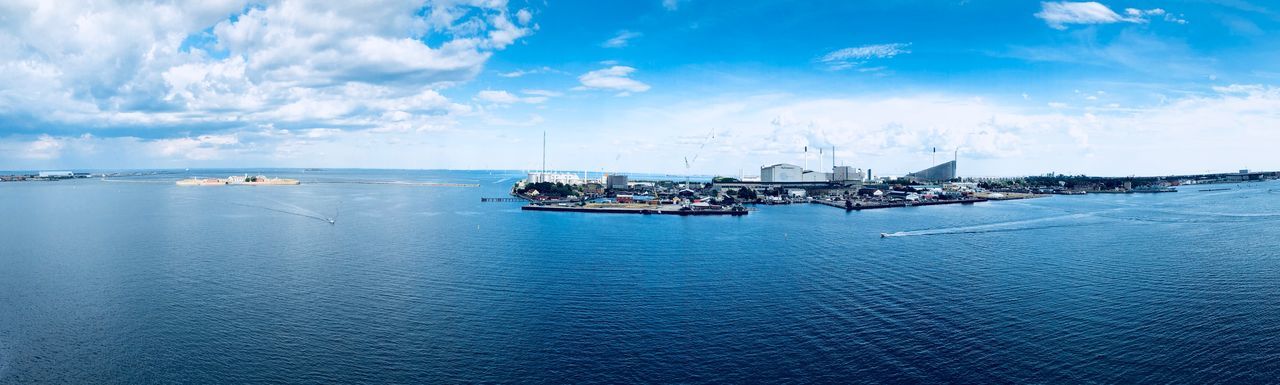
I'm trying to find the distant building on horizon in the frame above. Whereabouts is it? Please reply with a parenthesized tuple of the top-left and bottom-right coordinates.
(526, 172, 583, 185)
(38, 171, 73, 178)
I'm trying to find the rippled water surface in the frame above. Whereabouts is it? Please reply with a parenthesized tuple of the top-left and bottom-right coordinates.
(3, 170, 1279, 384)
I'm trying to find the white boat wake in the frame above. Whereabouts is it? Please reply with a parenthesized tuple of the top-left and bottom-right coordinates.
(881, 213, 1102, 238)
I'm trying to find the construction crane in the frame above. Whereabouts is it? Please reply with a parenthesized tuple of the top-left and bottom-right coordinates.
(682, 127, 717, 191)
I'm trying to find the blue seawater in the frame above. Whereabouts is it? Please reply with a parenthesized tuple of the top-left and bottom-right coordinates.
(2, 169, 1279, 384)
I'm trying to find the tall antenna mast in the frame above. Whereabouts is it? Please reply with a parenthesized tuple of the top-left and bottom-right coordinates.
(542, 131, 546, 174)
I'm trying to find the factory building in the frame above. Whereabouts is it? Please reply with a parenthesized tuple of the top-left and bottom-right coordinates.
(605, 174, 629, 190)
(762, 163, 867, 184)
(760, 164, 803, 182)
(801, 170, 831, 182)
(907, 160, 957, 182)
(832, 166, 865, 182)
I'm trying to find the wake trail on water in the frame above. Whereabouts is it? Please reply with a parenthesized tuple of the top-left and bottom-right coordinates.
(882, 213, 1105, 238)
(229, 200, 332, 221)
(264, 197, 331, 220)
(1144, 208, 1280, 218)
(883, 197, 1280, 238)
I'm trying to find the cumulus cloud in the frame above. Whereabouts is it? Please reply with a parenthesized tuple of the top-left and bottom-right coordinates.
(0, 0, 533, 161)
(152, 134, 240, 160)
(603, 30, 642, 48)
(22, 135, 65, 160)
(516, 9, 533, 25)
(575, 66, 651, 95)
(820, 43, 911, 70)
(1035, 2, 1186, 29)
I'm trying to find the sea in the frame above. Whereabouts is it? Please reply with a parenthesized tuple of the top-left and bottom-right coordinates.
(2, 169, 1279, 384)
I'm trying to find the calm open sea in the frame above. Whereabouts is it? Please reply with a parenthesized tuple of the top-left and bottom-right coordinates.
(3, 169, 1279, 384)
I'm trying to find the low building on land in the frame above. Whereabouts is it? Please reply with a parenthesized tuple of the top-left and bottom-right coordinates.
(38, 171, 74, 178)
(527, 172, 584, 185)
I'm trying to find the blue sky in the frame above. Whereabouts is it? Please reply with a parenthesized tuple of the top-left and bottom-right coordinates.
(2, 1, 1279, 176)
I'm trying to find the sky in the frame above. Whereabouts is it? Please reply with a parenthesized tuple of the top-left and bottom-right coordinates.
(2, 0, 1280, 177)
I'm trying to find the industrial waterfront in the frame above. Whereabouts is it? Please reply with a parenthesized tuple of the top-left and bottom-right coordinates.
(508, 155, 1276, 217)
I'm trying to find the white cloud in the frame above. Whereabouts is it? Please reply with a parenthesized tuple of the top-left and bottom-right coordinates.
(7, 85, 1280, 175)
(516, 9, 533, 25)
(662, 0, 682, 11)
(1035, 2, 1127, 29)
(499, 66, 559, 78)
(603, 30, 642, 48)
(522, 89, 563, 97)
(475, 90, 548, 104)
(1036, 2, 1186, 29)
(576, 66, 651, 95)
(823, 43, 911, 61)
(0, 0, 533, 155)
(514, 85, 1280, 176)
(475, 90, 521, 104)
(1004, 30, 1210, 77)
(151, 134, 240, 160)
(820, 43, 910, 70)
(22, 135, 65, 160)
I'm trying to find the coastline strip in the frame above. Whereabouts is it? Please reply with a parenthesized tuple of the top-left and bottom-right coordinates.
(308, 180, 479, 187)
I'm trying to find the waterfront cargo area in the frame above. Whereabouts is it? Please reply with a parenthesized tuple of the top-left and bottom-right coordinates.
(522, 202, 748, 215)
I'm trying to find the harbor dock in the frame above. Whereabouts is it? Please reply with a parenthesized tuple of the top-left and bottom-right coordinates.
(522, 203, 748, 216)
(811, 198, 988, 211)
